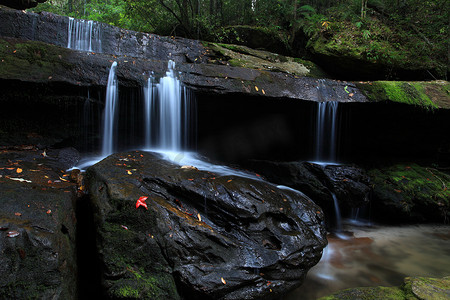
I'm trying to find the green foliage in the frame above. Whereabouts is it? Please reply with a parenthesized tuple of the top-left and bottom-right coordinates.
(29, 0, 449, 78)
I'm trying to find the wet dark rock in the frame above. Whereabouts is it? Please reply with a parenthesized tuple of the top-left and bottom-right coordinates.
(246, 160, 371, 226)
(86, 151, 327, 299)
(0, 149, 78, 299)
(0, 6, 366, 103)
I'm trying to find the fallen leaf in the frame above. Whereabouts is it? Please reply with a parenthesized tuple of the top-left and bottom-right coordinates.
(121, 225, 129, 230)
(349, 93, 354, 97)
(15, 212, 22, 216)
(262, 89, 265, 95)
(221, 277, 226, 285)
(7, 230, 20, 238)
(16, 168, 23, 173)
(255, 86, 259, 91)
(197, 213, 202, 222)
(46, 209, 52, 214)
(136, 196, 148, 210)
(227, 179, 232, 183)
(127, 170, 132, 175)
(9, 177, 32, 183)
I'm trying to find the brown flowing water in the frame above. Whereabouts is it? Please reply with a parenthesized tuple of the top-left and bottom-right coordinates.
(285, 222, 450, 299)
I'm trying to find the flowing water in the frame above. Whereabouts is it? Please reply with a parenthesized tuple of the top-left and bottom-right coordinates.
(285, 222, 450, 300)
(67, 17, 102, 52)
(143, 61, 195, 151)
(315, 101, 339, 163)
(101, 61, 118, 157)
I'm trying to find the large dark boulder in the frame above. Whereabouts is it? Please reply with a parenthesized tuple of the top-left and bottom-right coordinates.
(245, 160, 371, 227)
(86, 151, 327, 299)
(0, 148, 79, 299)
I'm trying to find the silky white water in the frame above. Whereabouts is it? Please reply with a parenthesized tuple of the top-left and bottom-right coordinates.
(67, 17, 102, 52)
(143, 60, 195, 151)
(315, 101, 339, 162)
(101, 61, 118, 157)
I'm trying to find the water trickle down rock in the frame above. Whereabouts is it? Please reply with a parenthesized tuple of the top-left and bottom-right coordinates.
(86, 151, 327, 300)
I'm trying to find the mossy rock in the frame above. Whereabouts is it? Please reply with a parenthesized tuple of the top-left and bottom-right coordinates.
(205, 42, 328, 78)
(405, 276, 450, 300)
(0, 38, 74, 82)
(368, 164, 450, 222)
(319, 276, 450, 300)
(358, 80, 450, 109)
(306, 17, 446, 80)
(216, 25, 290, 56)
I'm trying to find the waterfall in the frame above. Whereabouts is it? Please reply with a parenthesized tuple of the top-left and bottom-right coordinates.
(332, 193, 342, 232)
(144, 76, 155, 149)
(101, 61, 118, 157)
(143, 60, 195, 151)
(315, 101, 339, 162)
(67, 17, 102, 52)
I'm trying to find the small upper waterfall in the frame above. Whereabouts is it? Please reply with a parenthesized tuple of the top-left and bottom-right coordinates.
(67, 17, 102, 52)
(315, 101, 339, 162)
(143, 60, 195, 151)
(101, 61, 118, 157)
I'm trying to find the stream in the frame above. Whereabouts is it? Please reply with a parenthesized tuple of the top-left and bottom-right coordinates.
(285, 221, 450, 299)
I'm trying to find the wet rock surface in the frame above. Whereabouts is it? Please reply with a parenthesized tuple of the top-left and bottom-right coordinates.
(0, 6, 367, 103)
(0, 148, 78, 299)
(86, 151, 327, 299)
(246, 160, 371, 227)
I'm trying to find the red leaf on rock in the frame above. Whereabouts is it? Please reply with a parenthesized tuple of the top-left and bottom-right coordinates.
(136, 196, 148, 210)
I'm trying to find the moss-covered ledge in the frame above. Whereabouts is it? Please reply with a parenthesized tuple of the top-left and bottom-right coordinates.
(319, 276, 450, 300)
(357, 80, 450, 109)
(205, 42, 328, 78)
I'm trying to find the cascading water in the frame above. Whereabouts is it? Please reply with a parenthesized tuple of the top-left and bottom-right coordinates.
(101, 61, 118, 157)
(143, 60, 195, 151)
(315, 101, 339, 162)
(67, 17, 102, 52)
(332, 193, 342, 232)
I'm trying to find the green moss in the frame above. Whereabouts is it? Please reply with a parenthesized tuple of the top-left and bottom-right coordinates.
(116, 286, 140, 298)
(205, 42, 326, 77)
(319, 276, 450, 299)
(358, 81, 449, 109)
(368, 164, 450, 220)
(0, 38, 74, 82)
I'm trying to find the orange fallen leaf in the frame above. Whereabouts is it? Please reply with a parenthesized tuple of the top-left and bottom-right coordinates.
(262, 89, 265, 95)
(15, 212, 22, 216)
(197, 213, 202, 222)
(127, 170, 132, 175)
(221, 277, 226, 285)
(46, 209, 52, 214)
(16, 168, 23, 173)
